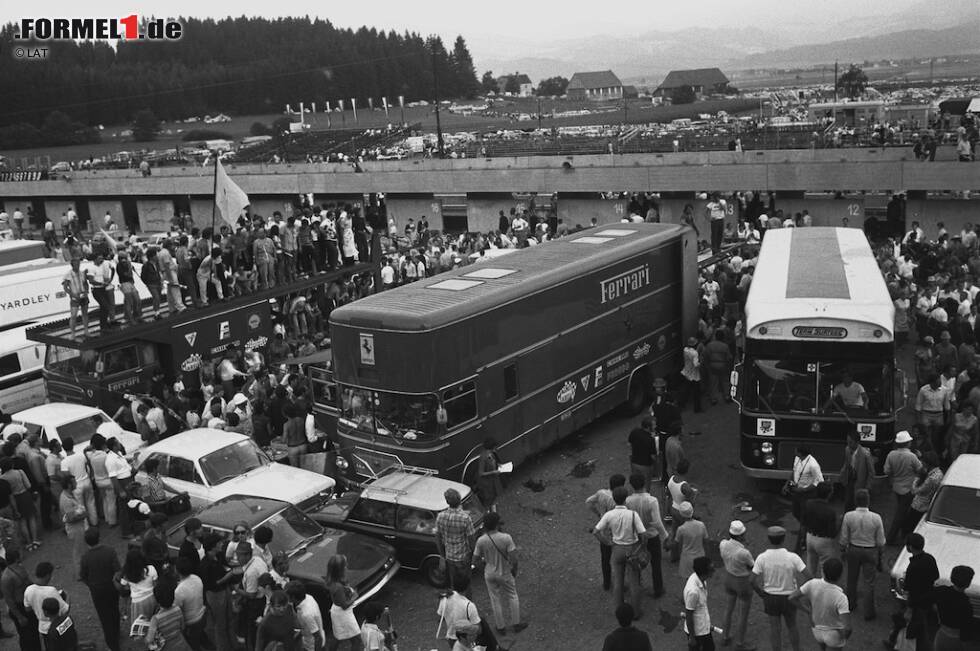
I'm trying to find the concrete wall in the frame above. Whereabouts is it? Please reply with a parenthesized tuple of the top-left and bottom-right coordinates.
(556, 196, 627, 229)
(466, 194, 519, 233)
(906, 198, 980, 237)
(386, 195, 440, 231)
(136, 199, 175, 232)
(88, 199, 125, 229)
(43, 199, 80, 226)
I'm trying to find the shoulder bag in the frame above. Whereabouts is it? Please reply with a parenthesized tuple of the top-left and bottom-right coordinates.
(626, 513, 651, 571)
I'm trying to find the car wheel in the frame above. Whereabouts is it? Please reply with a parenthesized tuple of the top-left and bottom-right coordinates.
(422, 557, 448, 588)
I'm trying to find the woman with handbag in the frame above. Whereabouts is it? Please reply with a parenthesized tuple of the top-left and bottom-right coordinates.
(117, 548, 159, 622)
(58, 474, 89, 572)
(325, 555, 363, 651)
(145, 582, 192, 651)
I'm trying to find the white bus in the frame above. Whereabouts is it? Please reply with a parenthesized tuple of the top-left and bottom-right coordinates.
(732, 227, 900, 479)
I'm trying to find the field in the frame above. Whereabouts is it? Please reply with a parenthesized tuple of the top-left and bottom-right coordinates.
(1, 97, 759, 168)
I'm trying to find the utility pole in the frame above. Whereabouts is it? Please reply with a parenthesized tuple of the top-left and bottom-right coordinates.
(431, 47, 445, 157)
(834, 61, 839, 103)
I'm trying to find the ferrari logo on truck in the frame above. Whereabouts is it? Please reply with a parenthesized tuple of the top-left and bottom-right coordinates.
(599, 265, 651, 304)
(359, 333, 375, 366)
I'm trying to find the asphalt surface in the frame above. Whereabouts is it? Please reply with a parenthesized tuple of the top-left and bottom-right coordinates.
(8, 395, 968, 651)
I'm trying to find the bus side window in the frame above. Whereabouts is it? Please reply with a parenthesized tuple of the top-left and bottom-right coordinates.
(504, 363, 519, 401)
(444, 382, 477, 427)
(0, 353, 20, 377)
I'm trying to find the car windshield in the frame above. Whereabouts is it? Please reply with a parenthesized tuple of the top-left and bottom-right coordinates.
(53, 413, 112, 445)
(339, 386, 439, 442)
(199, 439, 270, 485)
(746, 358, 892, 416)
(264, 506, 324, 555)
(926, 485, 980, 530)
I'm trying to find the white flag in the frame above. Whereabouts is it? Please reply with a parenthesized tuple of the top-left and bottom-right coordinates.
(215, 160, 249, 227)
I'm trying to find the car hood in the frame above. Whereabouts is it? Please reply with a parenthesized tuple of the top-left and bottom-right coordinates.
(216, 463, 334, 503)
(287, 528, 394, 588)
(891, 521, 980, 586)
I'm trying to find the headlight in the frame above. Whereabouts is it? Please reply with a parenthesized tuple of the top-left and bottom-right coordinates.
(761, 442, 773, 454)
(336, 457, 349, 471)
(763, 454, 776, 466)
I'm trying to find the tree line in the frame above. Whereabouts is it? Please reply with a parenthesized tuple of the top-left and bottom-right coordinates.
(0, 17, 479, 148)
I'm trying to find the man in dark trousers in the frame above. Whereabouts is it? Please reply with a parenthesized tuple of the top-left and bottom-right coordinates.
(42, 598, 77, 651)
(79, 527, 121, 651)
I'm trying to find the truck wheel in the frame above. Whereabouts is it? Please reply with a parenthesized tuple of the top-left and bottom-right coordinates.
(624, 373, 649, 415)
(422, 557, 448, 588)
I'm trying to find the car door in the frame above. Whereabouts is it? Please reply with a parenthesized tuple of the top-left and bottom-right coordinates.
(346, 497, 397, 548)
(160, 454, 211, 508)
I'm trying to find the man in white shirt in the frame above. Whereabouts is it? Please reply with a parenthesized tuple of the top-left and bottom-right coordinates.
(837, 489, 885, 620)
(592, 486, 647, 617)
(86, 252, 116, 330)
(380, 258, 396, 290)
(824, 372, 867, 410)
(287, 581, 325, 651)
(752, 526, 810, 651)
(684, 556, 716, 651)
(436, 576, 481, 647)
(705, 193, 728, 254)
(23, 562, 69, 636)
(791, 445, 824, 554)
(680, 337, 702, 413)
(789, 558, 852, 650)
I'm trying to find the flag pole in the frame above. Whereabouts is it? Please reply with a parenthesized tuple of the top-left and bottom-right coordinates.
(209, 154, 219, 301)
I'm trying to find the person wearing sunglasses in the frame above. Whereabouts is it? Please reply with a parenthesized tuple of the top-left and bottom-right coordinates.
(225, 522, 253, 567)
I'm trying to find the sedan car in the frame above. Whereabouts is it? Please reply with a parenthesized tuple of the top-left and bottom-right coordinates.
(167, 496, 399, 614)
(311, 467, 484, 586)
(134, 429, 335, 512)
(890, 454, 980, 616)
(9, 403, 143, 453)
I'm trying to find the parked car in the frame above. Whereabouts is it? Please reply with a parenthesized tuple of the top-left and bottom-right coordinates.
(311, 466, 485, 586)
(890, 454, 980, 616)
(167, 495, 399, 614)
(133, 429, 335, 512)
(7, 403, 143, 453)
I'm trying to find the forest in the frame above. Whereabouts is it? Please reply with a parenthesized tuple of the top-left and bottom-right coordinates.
(0, 16, 479, 148)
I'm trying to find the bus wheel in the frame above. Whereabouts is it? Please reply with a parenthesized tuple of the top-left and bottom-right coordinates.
(624, 372, 649, 415)
(422, 557, 448, 588)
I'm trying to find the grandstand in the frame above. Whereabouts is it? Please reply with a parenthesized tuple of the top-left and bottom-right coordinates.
(235, 125, 418, 164)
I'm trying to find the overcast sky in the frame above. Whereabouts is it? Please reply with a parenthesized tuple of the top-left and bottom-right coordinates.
(1, 0, 924, 38)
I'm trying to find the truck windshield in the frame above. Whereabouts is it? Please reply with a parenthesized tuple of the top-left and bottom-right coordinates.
(339, 386, 439, 441)
(746, 359, 892, 416)
(45, 345, 99, 377)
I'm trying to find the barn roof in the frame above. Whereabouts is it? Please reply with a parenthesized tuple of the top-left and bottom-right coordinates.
(567, 70, 622, 90)
(657, 68, 729, 90)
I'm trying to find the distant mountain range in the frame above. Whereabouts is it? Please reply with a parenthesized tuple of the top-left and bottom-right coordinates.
(470, 0, 980, 85)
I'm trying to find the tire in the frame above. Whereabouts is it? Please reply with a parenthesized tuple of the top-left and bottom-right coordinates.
(422, 557, 448, 588)
(624, 371, 650, 415)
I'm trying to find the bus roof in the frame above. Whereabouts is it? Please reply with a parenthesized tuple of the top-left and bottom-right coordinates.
(330, 223, 689, 332)
(745, 227, 893, 336)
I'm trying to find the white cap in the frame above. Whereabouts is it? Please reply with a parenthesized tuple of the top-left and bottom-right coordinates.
(895, 430, 913, 444)
(729, 520, 746, 536)
(678, 501, 694, 518)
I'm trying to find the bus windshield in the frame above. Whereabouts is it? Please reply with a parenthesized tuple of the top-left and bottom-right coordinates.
(746, 358, 892, 416)
(339, 386, 439, 441)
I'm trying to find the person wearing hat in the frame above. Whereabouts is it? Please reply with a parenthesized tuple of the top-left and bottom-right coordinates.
(883, 430, 922, 545)
(61, 256, 90, 338)
(684, 556, 716, 651)
(671, 501, 707, 581)
(719, 521, 755, 650)
(679, 338, 703, 414)
(751, 525, 810, 651)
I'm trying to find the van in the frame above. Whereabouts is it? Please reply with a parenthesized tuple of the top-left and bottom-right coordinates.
(0, 325, 46, 415)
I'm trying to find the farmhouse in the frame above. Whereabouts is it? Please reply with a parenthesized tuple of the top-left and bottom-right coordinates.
(497, 74, 533, 97)
(566, 70, 623, 101)
(655, 68, 730, 98)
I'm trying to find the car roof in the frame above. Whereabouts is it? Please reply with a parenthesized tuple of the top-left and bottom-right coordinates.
(360, 471, 472, 511)
(941, 453, 980, 487)
(140, 429, 248, 459)
(13, 403, 105, 424)
(179, 495, 289, 531)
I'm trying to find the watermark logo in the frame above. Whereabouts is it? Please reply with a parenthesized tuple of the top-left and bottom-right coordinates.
(14, 16, 183, 41)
